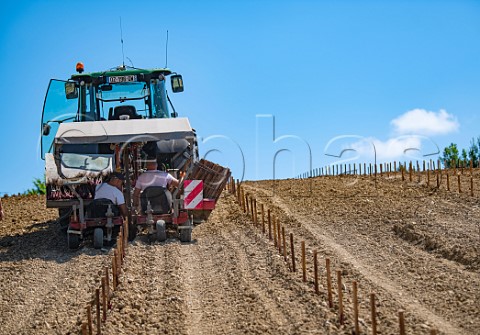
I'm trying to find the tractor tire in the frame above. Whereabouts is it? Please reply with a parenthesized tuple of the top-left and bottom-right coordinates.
(179, 221, 192, 243)
(156, 220, 167, 242)
(68, 233, 80, 249)
(93, 228, 104, 249)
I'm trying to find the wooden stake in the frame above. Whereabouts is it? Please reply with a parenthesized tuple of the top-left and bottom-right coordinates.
(471, 177, 474, 196)
(250, 198, 254, 222)
(458, 174, 462, 193)
(437, 173, 440, 189)
(447, 173, 450, 191)
(370, 293, 377, 335)
(261, 203, 265, 233)
(282, 226, 287, 261)
(245, 193, 249, 213)
(380, 163, 383, 177)
(101, 277, 107, 322)
(290, 233, 296, 272)
(402, 167, 405, 181)
(86, 305, 93, 335)
(353, 281, 360, 335)
(112, 253, 117, 290)
(105, 267, 110, 304)
(427, 169, 430, 187)
(326, 258, 333, 308)
(96, 288, 101, 335)
(273, 215, 277, 247)
(337, 270, 344, 325)
(277, 219, 282, 254)
(81, 323, 88, 335)
(399, 310, 406, 335)
(268, 209, 272, 240)
(313, 250, 319, 294)
(409, 161, 413, 182)
(301, 241, 306, 282)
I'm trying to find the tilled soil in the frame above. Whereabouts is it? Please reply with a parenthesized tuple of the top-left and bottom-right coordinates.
(0, 172, 479, 335)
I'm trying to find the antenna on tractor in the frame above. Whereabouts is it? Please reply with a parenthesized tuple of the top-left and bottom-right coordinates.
(165, 30, 169, 68)
(120, 17, 125, 69)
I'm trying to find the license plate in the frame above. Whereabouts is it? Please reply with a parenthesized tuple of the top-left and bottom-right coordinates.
(108, 75, 137, 83)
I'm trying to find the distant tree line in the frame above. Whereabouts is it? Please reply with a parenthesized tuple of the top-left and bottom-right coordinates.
(441, 136, 480, 168)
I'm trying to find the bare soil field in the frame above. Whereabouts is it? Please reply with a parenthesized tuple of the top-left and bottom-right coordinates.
(0, 172, 479, 334)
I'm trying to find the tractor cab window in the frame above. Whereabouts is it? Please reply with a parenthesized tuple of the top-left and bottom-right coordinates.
(79, 84, 98, 121)
(152, 79, 169, 118)
(41, 79, 79, 159)
(97, 81, 150, 119)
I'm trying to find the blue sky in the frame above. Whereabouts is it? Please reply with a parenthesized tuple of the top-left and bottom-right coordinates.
(0, 0, 479, 194)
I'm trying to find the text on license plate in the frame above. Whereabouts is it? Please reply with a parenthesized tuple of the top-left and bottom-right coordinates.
(108, 75, 137, 83)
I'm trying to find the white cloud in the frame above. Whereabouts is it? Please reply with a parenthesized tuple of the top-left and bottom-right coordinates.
(349, 136, 424, 161)
(391, 109, 459, 136)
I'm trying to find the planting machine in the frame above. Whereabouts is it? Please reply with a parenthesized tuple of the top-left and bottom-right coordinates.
(41, 63, 230, 249)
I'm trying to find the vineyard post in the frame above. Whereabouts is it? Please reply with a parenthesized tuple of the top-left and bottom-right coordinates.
(268, 209, 272, 240)
(112, 252, 117, 290)
(437, 173, 440, 189)
(241, 189, 246, 213)
(399, 310, 406, 335)
(402, 166, 405, 181)
(96, 288, 101, 335)
(290, 233, 296, 272)
(337, 270, 344, 325)
(301, 241, 306, 282)
(81, 323, 88, 335)
(101, 277, 107, 322)
(369, 163, 372, 177)
(394, 161, 397, 175)
(86, 305, 93, 335)
(245, 194, 249, 215)
(261, 204, 265, 234)
(370, 293, 377, 335)
(380, 163, 383, 177)
(282, 226, 287, 261)
(447, 173, 450, 191)
(273, 215, 278, 247)
(313, 250, 319, 294)
(364, 163, 366, 176)
(353, 281, 360, 335)
(427, 169, 430, 187)
(423, 160, 426, 172)
(326, 258, 333, 308)
(105, 267, 110, 304)
(470, 159, 473, 175)
(458, 175, 462, 193)
(409, 161, 412, 182)
(250, 197, 254, 221)
(471, 177, 474, 197)
(277, 219, 282, 254)
(254, 198, 258, 225)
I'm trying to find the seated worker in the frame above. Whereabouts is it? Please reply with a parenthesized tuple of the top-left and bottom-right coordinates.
(133, 159, 179, 210)
(94, 172, 128, 219)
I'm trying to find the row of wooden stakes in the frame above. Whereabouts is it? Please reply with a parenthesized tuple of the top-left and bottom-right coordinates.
(227, 179, 440, 335)
(80, 224, 129, 335)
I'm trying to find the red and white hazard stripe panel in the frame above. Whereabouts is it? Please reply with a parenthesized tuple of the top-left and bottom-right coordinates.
(184, 180, 204, 209)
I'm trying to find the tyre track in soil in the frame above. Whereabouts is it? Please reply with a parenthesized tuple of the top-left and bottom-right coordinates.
(243, 181, 478, 335)
(0, 195, 112, 335)
(102, 193, 352, 334)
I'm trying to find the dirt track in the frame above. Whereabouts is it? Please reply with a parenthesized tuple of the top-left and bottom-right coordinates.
(0, 173, 479, 334)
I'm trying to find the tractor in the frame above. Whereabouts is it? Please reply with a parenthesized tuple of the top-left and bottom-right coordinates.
(41, 63, 230, 249)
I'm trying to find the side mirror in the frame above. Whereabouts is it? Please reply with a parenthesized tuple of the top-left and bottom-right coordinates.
(170, 112, 178, 118)
(65, 82, 78, 99)
(171, 74, 184, 93)
(42, 123, 51, 136)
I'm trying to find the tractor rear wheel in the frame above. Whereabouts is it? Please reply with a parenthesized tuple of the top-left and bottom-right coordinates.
(93, 228, 104, 249)
(156, 220, 167, 242)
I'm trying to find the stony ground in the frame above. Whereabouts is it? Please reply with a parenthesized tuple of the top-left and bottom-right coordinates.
(0, 170, 478, 334)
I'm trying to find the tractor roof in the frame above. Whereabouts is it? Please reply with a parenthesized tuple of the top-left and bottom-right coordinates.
(71, 67, 173, 81)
